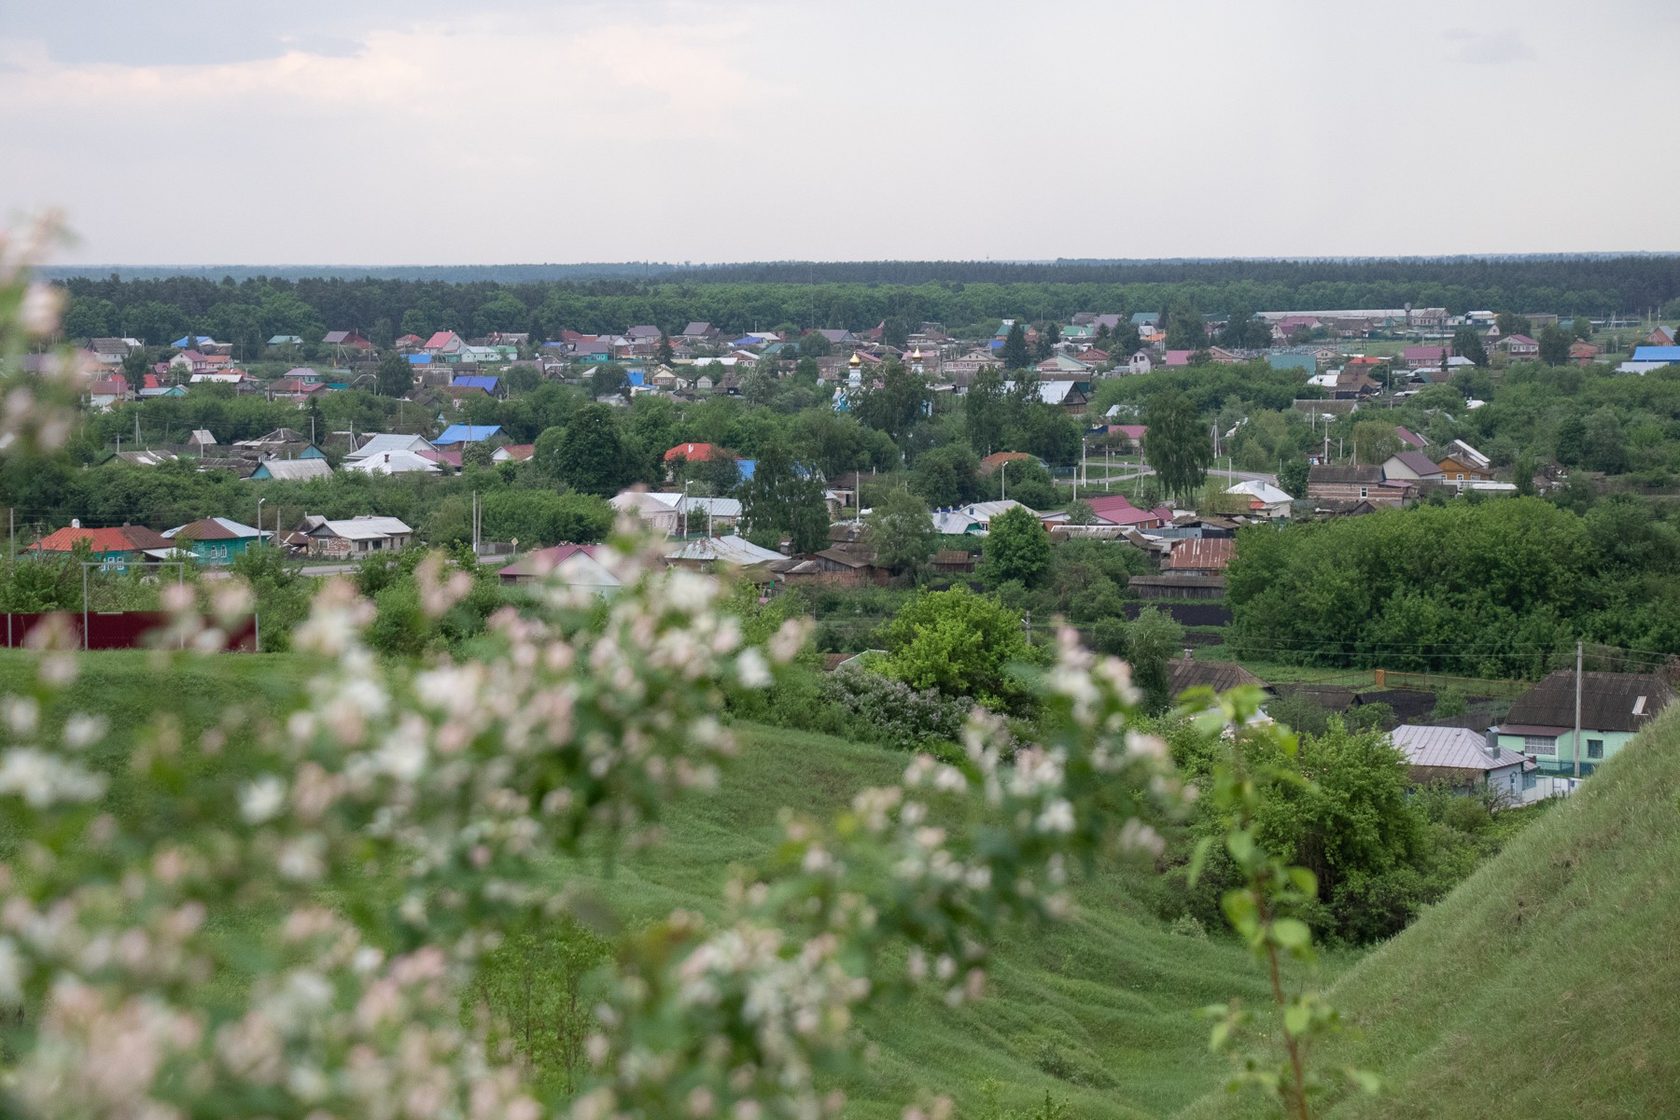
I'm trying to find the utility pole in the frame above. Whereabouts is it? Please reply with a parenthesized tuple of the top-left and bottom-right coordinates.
(1573, 639, 1583, 780)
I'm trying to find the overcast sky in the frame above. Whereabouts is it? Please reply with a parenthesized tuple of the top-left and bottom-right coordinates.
(2, 0, 1675, 265)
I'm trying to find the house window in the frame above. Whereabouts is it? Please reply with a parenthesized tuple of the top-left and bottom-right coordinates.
(1358, 486, 1369, 499)
(1523, 735, 1556, 755)
(1587, 738, 1604, 760)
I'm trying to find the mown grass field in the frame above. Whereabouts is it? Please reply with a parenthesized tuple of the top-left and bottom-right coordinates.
(0, 649, 1343, 1119)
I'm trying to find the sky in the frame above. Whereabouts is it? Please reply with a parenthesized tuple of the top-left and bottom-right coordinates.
(2, 0, 1676, 266)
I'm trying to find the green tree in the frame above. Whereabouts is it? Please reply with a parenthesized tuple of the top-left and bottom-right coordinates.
(1583, 407, 1628, 474)
(883, 586, 1037, 709)
(981, 505, 1052, 588)
(1538, 324, 1572, 366)
(798, 331, 832, 357)
(656, 329, 675, 366)
(1495, 311, 1531, 339)
(1278, 457, 1310, 498)
(1034, 322, 1060, 362)
(1001, 322, 1030, 370)
(1112, 322, 1142, 357)
(965, 368, 1009, 455)
(1572, 316, 1595, 341)
(864, 487, 936, 578)
(741, 439, 829, 553)
(1351, 419, 1400, 465)
(62, 296, 119, 340)
(375, 351, 412, 397)
(1555, 414, 1587, 466)
(539, 404, 632, 495)
(852, 360, 929, 448)
(591, 363, 629, 400)
(881, 317, 911, 350)
(1127, 606, 1186, 713)
(1165, 303, 1207, 350)
(1143, 391, 1213, 503)
(121, 348, 151, 395)
(1451, 326, 1488, 368)
(483, 490, 613, 546)
(910, 442, 980, 508)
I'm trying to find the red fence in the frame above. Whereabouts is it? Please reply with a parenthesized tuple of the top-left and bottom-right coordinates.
(0, 612, 259, 652)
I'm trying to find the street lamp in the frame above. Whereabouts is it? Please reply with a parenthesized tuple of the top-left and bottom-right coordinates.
(256, 497, 266, 549)
(682, 479, 692, 538)
(1000, 459, 1008, 501)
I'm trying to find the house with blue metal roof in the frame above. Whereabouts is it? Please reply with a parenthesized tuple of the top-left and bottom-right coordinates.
(1267, 353, 1317, 374)
(1130, 312, 1161, 328)
(450, 374, 504, 397)
(435, 424, 503, 446)
(1630, 346, 1680, 365)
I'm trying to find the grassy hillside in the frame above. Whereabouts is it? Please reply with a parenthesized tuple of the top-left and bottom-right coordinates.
(0, 650, 1339, 1120)
(1181, 709, 1680, 1120)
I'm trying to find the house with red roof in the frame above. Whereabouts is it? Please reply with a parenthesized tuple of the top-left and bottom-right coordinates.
(1497, 334, 1539, 359)
(498, 544, 619, 593)
(88, 377, 133, 411)
(491, 443, 535, 463)
(977, 451, 1037, 475)
(663, 442, 735, 464)
(29, 520, 171, 567)
(267, 378, 328, 405)
(322, 330, 374, 351)
(1569, 340, 1601, 364)
(423, 331, 467, 359)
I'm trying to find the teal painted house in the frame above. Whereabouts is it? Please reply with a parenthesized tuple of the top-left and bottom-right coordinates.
(1495, 670, 1675, 777)
(162, 517, 265, 564)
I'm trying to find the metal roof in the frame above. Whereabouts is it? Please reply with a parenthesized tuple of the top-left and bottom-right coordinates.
(310, 516, 413, 541)
(346, 433, 434, 459)
(434, 424, 502, 445)
(248, 459, 332, 481)
(664, 535, 784, 566)
(1390, 725, 1526, 772)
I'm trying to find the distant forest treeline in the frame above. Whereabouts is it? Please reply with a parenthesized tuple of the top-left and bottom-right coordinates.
(49, 255, 1680, 346)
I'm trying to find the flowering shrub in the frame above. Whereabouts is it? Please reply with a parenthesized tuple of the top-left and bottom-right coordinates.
(819, 665, 976, 752)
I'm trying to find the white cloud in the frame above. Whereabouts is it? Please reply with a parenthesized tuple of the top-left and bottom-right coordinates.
(1443, 27, 1537, 64)
(0, 0, 1676, 263)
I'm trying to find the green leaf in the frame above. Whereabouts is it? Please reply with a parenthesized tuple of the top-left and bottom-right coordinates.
(1187, 835, 1215, 886)
(1287, 867, 1318, 898)
(1284, 1003, 1311, 1037)
(1348, 1068, 1382, 1094)
(1225, 830, 1257, 867)
(1272, 918, 1312, 951)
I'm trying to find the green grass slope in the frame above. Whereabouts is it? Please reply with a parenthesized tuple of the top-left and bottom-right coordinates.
(1182, 710, 1680, 1120)
(0, 651, 1335, 1119)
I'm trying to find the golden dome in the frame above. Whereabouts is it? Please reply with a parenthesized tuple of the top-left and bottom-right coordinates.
(848, 352, 862, 367)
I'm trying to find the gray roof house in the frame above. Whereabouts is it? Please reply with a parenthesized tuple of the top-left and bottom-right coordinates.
(1389, 724, 1533, 805)
(1383, 450, 1445, 482)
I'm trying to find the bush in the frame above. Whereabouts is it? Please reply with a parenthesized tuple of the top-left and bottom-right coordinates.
(818, 667, 973, 751)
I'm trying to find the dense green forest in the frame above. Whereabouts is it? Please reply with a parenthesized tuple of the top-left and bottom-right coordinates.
(50, 254, 1680, 350)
